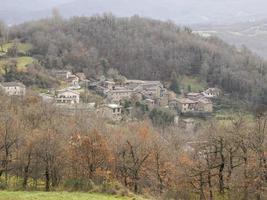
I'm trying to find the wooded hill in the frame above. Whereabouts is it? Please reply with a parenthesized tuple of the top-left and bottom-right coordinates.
(7, 14, 267, 105)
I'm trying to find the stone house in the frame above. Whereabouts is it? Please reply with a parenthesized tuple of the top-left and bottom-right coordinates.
(101, 80, 116, 90)
(186, 92, 204, 100)
(56, 89, 80, 104)
(76, 73, 86, 81)
(52, 70, 72, 80)
(141, 81, 165, 98)
(126, 80, 165, 99)
(202, 88, 221, 98)
(176, 98, 198, 113)
(99, 104, 122, 121)
(0, 82, 26, 96)
(39, 93, 54, 103)
(186, 92, 213, 113)
(144, 98, 156, 109)
(67, 75, 80, 88)
(197, 97, 213, 113)
(107, 88, 133, 102)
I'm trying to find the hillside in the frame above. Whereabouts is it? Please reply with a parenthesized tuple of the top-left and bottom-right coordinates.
(194, 20, 267, 58)
(8, 15, 267, 106)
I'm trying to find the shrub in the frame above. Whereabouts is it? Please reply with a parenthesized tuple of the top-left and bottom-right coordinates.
(63, 179, 95, 191)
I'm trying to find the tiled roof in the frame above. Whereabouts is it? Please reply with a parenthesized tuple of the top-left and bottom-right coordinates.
(0, 82, 25, 88)
(57, 89, 80, 95)
(177, 98, 197, 104)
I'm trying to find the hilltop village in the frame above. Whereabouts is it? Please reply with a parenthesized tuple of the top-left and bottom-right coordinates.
(0, 69, 221, 131)
(0, 14, 266, 200)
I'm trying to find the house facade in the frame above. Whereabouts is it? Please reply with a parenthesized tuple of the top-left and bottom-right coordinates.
(197, 97, 213, 113)
(99, 104, 122, 121)
(107, 89, 133, 102)
(0, 82, 26, 96)
(101, 80, 116, 90)
(52, 70, 72, 80)
(76, 73, 86, 81)
(202, 88, 220, 98)
(56, 89, 80, 104)
(176, 98, 198, 113)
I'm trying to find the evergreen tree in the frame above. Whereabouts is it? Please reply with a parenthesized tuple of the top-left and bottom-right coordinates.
(170, 77, 181, 94)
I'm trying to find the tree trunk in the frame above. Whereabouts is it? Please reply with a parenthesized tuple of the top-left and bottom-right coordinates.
(218, 139, 225, 195)
(199, 173, 206, 200)
(156, 153, 163, 194)
(45, 164, 50, 191)
(22, 151, 32, 189)
(133, 171, 139, 193)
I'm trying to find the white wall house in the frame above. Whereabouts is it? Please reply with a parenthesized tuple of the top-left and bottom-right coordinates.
(52, 70, 72, 80)
(56, 89, 80, 104)
(0, 82, 26, 96)
(202, 88, 220, 98)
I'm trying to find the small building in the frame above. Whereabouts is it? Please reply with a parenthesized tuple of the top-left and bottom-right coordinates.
(52, 70, 72, 80)
(56, 89, 80, 104)
(107, 89, 133, 102)
(67, 75, 80, 88)
(99, 104, 122, 121)
(167, 91, 177, 101)
(158, 95, 169, 107)
(186, 92, 204, 101)
(197, 97, 213, 113)
(141, 81, 165, 98)
(96, 85, 110, 96)
(126, 80, 165, 99)
(202, 88, 220, 98)
(76, 73, 87, 81)
(101, 80, 116, 90)
(0, 82, 26, 96)
(144, 98, 155, 109)
(39, 93, 54, 103)
(176, 98, 198, 113)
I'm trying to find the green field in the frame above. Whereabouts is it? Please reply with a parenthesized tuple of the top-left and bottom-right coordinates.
(0, 191, 143, 200)
(0, 56, 35, 73)
(2, 43, 33, 54)
(16, 57, 35, 69)
(180, 76, 207, 92)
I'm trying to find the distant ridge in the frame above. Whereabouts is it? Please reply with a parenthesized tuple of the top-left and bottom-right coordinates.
(1, 0, 267, 25)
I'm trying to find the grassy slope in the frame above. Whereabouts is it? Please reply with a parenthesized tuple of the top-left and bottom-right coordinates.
(0, 191, 144, 200)
(2, 43, 33, 54)
(0, 56, 34, 73)
(180, 76, 207, 93)
(16, 56, 35, 69)
(0, 42, 34, 74)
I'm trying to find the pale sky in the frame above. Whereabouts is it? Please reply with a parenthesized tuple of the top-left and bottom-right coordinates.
(1, 0, 267, 25)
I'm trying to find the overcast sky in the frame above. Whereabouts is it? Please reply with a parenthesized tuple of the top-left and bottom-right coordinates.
(1, 0, 267, 25)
